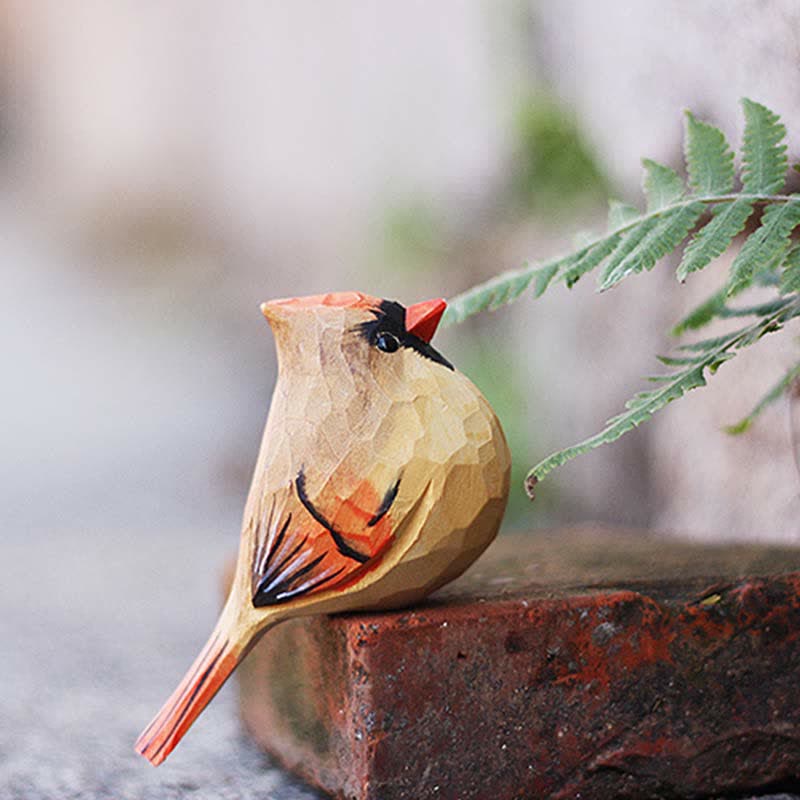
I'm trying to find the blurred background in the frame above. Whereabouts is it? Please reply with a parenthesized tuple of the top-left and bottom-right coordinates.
(2, 2, 800, 796)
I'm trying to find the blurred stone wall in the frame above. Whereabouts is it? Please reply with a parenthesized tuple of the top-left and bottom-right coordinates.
(531, 0, 800, 540)
(0, 2, 522, 533)
(3, 1, 798, 543)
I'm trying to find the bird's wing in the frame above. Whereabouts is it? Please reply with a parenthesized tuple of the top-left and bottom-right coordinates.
(248, 467, 401, 607)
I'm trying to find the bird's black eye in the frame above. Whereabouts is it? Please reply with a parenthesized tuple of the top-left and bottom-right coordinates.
(376, 332, 400, 353)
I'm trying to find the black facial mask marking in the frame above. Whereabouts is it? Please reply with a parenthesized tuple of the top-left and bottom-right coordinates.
(356, 300, 454, 371)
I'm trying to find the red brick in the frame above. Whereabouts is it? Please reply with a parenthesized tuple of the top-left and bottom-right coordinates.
(232, 525, 800, 799)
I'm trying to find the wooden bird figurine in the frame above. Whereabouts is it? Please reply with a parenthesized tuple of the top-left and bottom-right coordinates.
(135, 291, 510, 765)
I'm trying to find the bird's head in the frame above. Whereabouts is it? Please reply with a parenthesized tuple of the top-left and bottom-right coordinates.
(260, 291, 452, 382)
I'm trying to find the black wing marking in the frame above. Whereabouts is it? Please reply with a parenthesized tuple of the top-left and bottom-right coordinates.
(251, 494, 345, 607)
(250, 469, 402, 608)
(367, 474, 401, 527)
(295, 468, 370, 564)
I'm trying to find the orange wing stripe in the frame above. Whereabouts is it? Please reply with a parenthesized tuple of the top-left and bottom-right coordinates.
(250, 473, 398, 607)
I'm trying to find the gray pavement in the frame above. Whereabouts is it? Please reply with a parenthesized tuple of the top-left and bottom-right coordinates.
(0, 515, 322, 799)
(4, 511, 800, 799)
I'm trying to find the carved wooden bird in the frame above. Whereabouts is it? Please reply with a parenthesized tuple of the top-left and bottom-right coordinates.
(135, 291, 510, 765)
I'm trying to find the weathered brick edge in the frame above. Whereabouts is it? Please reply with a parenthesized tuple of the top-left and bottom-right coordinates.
(234, 551, 800, 799)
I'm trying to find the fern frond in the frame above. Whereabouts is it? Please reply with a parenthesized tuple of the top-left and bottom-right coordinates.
(442, 256, 556, 327)
(780, 244, 800, 294)
(483, 268, 536, 310)
(727, 201, 800, 295)
(442, 98, 800, 491)
(671, 289, 728, 335)
(563, 234, 621, 288)
(526, 365, 709, 495)
(608, 200, 640, 230)
(599, 203, 704, 290)
(755, 269, 782, 288)
(684, 111, 735, 196)
(596, 217, 659, 287)
(672, 291, 792, 336)
(741, 99, 788, 195)
(676, 199, 754, 281)
(725, 361, 800, 434)
(445, 98, 795, 326)
(721, 297, 794, 318)
(442, 253, 580, 324)
(525, 296, 800, 490)
(441, 268, 533, 325)
(530, 262, 561, 298)
(642, 159, 684, 211)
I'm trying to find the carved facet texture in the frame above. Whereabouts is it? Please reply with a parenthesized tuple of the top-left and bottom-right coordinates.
(244, 294, 511, 613)
(135, 291, 510, 765)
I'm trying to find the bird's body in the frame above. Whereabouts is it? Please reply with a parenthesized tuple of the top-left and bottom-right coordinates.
(136, 291, 510, 765)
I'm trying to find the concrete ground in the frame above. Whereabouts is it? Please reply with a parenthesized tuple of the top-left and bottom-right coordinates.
(0, 514, 322, 799)
(4, 515, 800, 798)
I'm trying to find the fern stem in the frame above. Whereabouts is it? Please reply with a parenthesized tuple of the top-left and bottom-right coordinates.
(606, 194, 795, 244)
(694, 193, 796, 204)
(444, 193, 799, 327)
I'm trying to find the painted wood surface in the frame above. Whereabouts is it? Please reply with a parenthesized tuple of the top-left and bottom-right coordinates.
(135, 291, 511, 765)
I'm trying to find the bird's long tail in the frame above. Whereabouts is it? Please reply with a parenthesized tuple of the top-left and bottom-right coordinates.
(135, 615, 245, 766)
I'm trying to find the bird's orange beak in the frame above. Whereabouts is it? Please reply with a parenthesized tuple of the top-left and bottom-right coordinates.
(406, 298, 446, 343)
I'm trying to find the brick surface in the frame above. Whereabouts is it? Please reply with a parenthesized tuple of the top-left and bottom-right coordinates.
(232, 526, 800, 800)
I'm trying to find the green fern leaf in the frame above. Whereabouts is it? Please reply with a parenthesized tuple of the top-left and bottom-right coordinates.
(527, 364, 708, 488)
(780, 244, 800, 294)
(671, 293, 791, 337)
(721, 297, 793, 318)
(671, 289, 727, 335)
(563, 234, 621, 288)
(442, 252, 580, 324)
(741, 98, 788, 195)
(725, 361, 800, 434)
(599, 203, 703, 290)
(684, 111, 735, 196)
(763, 235, 795, 278)
(755, 269, 782, 288)
(728, 200, 800, 295)
(442, 269, 531, 323)
(705, 352, 737, 374)
(484, 269, 534, 310)
(442, 99, 800, 493)
(656, 353, 703, 366)
(596, 216, 660, 288)
(572, 230, 595, 250)
(526, 296, 800, 489)
(676, 199, 754, 281)
(738, 321, 784, 347)
(530, 262, 561, 298)
(642, 159, 684, 211)
(447, 99, 794, 326)
(608, 200, 640, 230)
